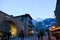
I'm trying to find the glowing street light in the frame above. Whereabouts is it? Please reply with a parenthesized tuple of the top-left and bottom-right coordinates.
(49, 28, 52, 31)
(49, 26, 56, 31)
(29, 30, 34, 34)
(52, 26, 55, 29)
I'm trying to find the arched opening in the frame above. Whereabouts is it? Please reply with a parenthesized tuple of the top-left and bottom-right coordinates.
(6, 21, 17, 37)
(10, 22, 17, 37)
(0, 20, 17, 37)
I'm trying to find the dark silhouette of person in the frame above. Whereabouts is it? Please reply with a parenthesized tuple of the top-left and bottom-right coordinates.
(19, 30, 24, 40)
(38, 32, 40, 40)
(1, 31, 11, 40)
(38, 30, 45, 40)
(38, 29, 41, 40)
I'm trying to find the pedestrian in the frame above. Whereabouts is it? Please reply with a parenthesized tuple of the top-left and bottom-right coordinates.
(19, 30, 24, 40)
(1, 31, 11, 40)
(38, 32, 40, 40)
(38, 29, 41, 40)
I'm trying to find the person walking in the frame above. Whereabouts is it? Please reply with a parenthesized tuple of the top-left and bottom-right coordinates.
(19, 30, 24, 40)
(1, 32, 11, 40)
(38, 32, 40, 40)
(38, 29, 41, 40)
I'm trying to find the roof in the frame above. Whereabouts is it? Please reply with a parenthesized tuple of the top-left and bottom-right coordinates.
(0, 11, 9, 16)
(0, 11, 33, 20)
(14, 14, 33, 20)
(0, 11, 14, 17)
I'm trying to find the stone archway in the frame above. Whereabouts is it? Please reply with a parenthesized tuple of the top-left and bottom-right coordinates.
(0, 20, 18, 40)
(6, 20, 17, 37)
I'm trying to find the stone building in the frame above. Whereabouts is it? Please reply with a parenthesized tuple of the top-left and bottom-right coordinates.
(14, 14, 34, 36)
(0, 11, 25, 37)
(50, 0, 60, 39)
(54, 0, 60, 26)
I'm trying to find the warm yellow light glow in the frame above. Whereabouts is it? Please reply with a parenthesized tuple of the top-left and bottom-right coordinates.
(52, 27, 60, 31)
(29, 30, 34, 34)
(52, 26, 55, 29)
(49, 28, 52, 31)
(50, 26, 56, 31)
(0, 32, 3, 35)
(10, 23, 17, 37)
(31, 31, 34, 33)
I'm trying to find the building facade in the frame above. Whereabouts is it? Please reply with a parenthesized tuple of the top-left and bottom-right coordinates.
(14, 14, 34, 36)
(50, 0, 60, 39)
(54, 0, 60, 26)
(0, 11, 25, 37)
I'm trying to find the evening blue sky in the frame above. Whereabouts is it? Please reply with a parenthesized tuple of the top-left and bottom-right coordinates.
(0, 0, 56, 19)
